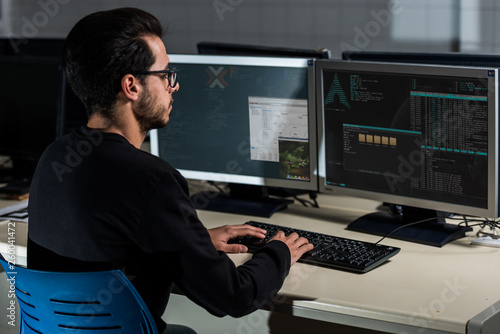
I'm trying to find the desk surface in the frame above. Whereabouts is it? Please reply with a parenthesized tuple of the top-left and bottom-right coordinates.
(1, 195, 499, 334)
(197, 194, 500, 334)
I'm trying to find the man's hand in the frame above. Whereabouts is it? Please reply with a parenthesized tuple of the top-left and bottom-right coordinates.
(208, 224, 266, 253)
(269, 231, 314, 266)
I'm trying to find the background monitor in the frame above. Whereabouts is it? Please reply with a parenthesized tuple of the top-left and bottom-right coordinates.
(316, 60, 498, 246)
(0, 37, 88, 138)
(57, 72, 88, 137)
(198, 41, 331, 59)
(0, 37, 64, 59)
(0, 56, 61, 193)
(150, 54, 318, 217)
(342, 50, 500, 67)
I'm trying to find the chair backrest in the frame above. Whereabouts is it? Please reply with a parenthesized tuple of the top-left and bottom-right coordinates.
(0, 255, 158, 334)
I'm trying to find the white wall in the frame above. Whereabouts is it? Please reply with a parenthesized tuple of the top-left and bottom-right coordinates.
(1, 0, 498, 58)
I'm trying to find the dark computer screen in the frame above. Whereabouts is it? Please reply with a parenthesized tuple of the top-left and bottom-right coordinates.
(342, 50, 500, 67)
(0, 38, 87, 137)
(0, 37, 87, 138)
(0, 57, 60, 169)
(198, 41, 331, 59)
(317, 60, 498, 246)
(57, 72, 88, 137)
(150, 55, 318, 216)
(0, 38, 64, 59)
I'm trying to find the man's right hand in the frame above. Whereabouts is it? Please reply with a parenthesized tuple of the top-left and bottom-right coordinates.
(269, 231, 314, 266)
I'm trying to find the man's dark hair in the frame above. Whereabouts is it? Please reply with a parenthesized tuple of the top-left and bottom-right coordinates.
(62, 7, 164, 117)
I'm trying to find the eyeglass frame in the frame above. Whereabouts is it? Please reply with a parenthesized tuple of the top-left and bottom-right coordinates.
(130, 69, 178, 88)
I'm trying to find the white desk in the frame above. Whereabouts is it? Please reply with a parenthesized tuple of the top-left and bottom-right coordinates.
(1, 195, 499, 334)
(0, 199, 27, 267)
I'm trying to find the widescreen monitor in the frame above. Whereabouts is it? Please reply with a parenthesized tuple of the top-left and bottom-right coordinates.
(342, 50, 500, 68)
(0, 37, 87, 138)
(0, 38, 64, 58)
(198, 41, 331, 59)
(0, 56, 60, 193)
(316, 60, 498, 246)
(56, 71, 88, 137)
(150, 55, 317, 217)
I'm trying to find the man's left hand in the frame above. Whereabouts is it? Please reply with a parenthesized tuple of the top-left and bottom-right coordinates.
(207, 224, 267, 253)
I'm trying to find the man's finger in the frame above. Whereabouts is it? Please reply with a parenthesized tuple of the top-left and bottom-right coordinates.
(223, 244, 248, 253)
(229, 226, 267, 239)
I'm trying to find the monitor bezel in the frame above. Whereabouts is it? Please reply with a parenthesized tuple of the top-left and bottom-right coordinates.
(197, 41, 332, 59)
(316, 60, 499, 218)
(342, 50, 500, 68)
(150, 54, 318, 192)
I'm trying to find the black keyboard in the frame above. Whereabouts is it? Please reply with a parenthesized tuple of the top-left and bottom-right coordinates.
(230, 221, 400, 273)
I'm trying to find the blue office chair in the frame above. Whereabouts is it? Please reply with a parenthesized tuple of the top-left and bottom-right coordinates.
(0, 254, 158, 334)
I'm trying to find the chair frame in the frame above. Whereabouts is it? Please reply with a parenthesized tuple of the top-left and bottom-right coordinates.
(0, 254, 158, 334)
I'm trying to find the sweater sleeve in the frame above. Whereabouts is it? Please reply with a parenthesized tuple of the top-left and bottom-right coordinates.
(137, 171, 291, 317)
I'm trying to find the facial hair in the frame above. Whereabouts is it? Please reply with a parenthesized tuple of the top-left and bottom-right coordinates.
(133, 87, 170, 135)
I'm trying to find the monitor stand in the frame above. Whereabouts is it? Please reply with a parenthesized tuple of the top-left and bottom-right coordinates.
(190, 184, 293, 218)
(347, 205, 472, 247)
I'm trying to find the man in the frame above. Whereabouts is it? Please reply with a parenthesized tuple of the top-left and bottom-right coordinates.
(27, 7, 313, 333)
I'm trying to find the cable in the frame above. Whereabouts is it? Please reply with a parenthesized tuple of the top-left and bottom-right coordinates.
(449, 215, 500, 233)
(207, 181, 225, 193)
(374, 216, 439, 245)
(293, 191, 319, 208)
(374, 215, 500, 245)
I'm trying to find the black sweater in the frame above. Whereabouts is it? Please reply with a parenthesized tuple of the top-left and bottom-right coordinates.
(27, 126, 290, 332)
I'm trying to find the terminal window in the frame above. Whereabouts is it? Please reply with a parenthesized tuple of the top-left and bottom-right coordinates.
(323, 69, 489, 208)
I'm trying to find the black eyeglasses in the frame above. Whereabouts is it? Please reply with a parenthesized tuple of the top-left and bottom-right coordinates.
(131, 69, 178, 88)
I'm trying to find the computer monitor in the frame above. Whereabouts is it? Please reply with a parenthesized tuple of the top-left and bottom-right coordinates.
(198, 41, 331, 59)
(0, 37, 86, 138)
(150, 54, 318, 217)
(56, 71, 88, 137)
(342, 50, 500, 68)
(316, 60, 498, 246)
(0, 56, 61, 190)
(0, 38, 65, 59)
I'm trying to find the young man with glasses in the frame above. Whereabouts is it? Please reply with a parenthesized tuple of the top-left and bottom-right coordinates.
(26, 7, 312, 334)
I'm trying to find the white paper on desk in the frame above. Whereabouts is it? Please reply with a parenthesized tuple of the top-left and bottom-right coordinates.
(0, 201, 28, 222)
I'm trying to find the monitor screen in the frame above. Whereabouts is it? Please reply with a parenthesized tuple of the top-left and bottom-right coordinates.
(0, 38, 64, 59)
(342, 50, 500, 68)
(316, 60, 498, 246)
(150, 55, 318, 215)
(198, 41, 331, 59)
(57, 71, 88, 137)
(0, 56, 61, 179)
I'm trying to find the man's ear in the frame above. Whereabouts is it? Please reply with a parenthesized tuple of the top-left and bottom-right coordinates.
(121, 74, 142, 101)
